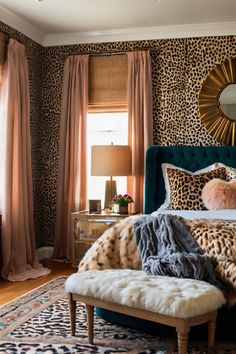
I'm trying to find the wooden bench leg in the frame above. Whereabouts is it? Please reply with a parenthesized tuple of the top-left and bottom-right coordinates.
(67, 293, 76, 336)
(86, 304, 94, 344)
(207, 317, 217, 354)
(176, 322, 190, 354)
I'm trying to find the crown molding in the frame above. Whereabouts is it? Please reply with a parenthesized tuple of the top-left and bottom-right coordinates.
(43, 22, 236, 46)
(0, 5, 44, 45)
(0, 5, 236, 47)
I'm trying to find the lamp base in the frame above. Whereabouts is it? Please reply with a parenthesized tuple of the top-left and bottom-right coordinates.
(104, 180, 117, 209)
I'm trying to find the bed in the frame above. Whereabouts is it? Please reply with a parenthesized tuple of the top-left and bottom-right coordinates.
(80, 145, 236, 339)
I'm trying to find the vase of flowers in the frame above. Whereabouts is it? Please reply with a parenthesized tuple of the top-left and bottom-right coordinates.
(112, 194, 133, 214)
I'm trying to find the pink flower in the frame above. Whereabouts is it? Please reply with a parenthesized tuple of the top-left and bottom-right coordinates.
(112, 194, 133, 205)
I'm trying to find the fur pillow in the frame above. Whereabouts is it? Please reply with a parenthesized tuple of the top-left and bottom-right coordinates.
(202, 178, 236, 210)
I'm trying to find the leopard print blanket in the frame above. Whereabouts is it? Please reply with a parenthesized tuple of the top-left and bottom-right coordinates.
(79, 215, 236, 303)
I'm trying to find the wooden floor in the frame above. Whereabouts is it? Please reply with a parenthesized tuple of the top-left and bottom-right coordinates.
(0, 260, 76, 306)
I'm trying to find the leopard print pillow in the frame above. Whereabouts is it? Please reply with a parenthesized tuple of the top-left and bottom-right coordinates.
(226, 166, 236, 181)
(212, 163, 236, 181)
(166, 167, 226, 210)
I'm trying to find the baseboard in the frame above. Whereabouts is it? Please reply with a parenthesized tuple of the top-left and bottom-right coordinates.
(36, 246, 54, 260)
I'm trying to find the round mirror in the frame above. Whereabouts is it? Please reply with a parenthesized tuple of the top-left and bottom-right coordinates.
(199, 57, 236, 146)
(219, 84, 236, 121)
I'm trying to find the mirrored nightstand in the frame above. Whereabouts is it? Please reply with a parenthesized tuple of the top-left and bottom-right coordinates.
(71, 210, 139, 267)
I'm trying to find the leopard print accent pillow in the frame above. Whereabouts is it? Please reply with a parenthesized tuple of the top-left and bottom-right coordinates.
(166, 167, 226, 210)
(226, 166, 236, 181)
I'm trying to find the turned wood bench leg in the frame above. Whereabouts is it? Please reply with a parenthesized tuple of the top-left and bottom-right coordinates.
(67, 290, 219, 354)
(176, 322, 190, 354)
(67, 293, 76, 336)
(208, 317, 217, 354)
(86, 304, 95, 344)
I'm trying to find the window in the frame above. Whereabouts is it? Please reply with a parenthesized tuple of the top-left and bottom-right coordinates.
(87, 112, 128, 208)
(87, 54, 128, 209)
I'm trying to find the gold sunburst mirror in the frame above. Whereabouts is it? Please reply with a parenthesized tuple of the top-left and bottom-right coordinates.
(199, 57, 236, 146)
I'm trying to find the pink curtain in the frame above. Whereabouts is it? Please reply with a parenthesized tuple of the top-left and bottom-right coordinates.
(0, 39, 50, 281)
(127, 51, 153, 213)
(53, 55, 88, 261)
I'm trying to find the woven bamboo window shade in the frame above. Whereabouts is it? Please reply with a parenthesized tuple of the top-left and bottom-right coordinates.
(88, 54, 128, 112)
(0, 32, 8, 86)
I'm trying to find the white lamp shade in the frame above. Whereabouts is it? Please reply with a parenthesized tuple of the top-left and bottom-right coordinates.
(91, 145, 132, 177)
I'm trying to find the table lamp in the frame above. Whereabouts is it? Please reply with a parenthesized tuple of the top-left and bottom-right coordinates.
(91, 144, 132, 209)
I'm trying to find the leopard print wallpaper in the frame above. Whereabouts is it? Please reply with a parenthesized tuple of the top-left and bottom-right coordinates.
(1, 21, 236, 247)
(40, 36, 236, 247)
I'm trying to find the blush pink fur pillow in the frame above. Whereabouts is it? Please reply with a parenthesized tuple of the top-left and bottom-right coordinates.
(202, 178, 236, 210)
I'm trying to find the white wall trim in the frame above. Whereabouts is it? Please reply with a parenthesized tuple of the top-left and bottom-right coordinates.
(36, 246, 54, 260)
(0, 5, 44, 45)
(43, 22, 236, 46)
(1, 5, 236, 46)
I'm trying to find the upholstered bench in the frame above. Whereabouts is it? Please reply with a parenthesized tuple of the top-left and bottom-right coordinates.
(65, 269, 226, 354)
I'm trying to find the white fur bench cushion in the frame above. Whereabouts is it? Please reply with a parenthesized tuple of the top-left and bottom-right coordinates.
(65, 269, 226, 319)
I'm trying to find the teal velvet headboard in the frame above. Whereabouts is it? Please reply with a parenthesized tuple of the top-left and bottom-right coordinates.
(144, 145, 236, 214)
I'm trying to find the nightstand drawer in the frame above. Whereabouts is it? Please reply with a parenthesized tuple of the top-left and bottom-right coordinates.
(78, 219, 117, 241)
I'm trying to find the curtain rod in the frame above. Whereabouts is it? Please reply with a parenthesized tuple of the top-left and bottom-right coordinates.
(60, 47, 158, 57)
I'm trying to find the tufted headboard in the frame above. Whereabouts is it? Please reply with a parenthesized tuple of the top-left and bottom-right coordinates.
(144, 145, 236, 214)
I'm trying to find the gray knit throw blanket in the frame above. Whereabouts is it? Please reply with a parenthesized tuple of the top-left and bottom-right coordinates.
(134, 214, 225, 289)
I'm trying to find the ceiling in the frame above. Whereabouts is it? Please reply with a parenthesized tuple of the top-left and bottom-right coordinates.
(0, 0, 236, 46)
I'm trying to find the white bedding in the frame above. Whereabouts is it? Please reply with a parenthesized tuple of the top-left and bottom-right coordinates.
(152, 209, 236, 220)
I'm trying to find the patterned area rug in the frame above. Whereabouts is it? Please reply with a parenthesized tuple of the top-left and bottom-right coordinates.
(0, 276, 235, 354)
